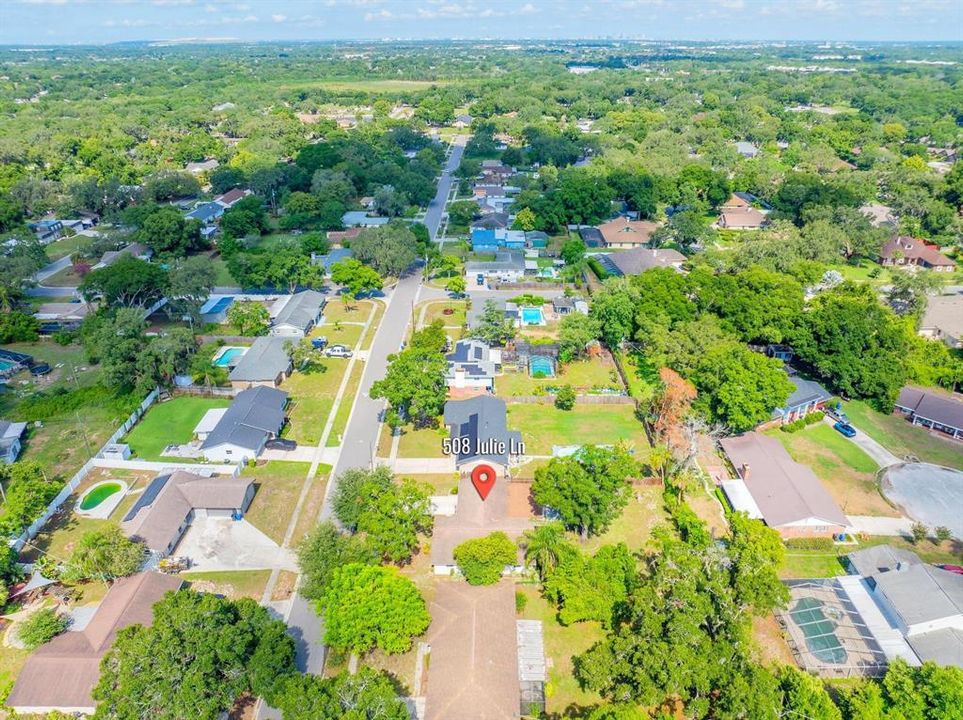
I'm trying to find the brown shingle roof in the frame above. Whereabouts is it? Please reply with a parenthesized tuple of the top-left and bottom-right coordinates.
(881, 236, 956, 268)
(597, 217, 660, 246)
(718, 206, 767, 229)
(7, 573, 182, 714)
(719, 432, 849, 529)
(425, 580, 520, 720)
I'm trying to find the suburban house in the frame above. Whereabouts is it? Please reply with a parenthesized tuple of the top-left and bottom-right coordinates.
(445, 339, 499, 393)
(735, 140, 760, 158)
(269, 290, 326, 338)
(228, 336, 292, 389)
(184, 201, 224, 226)
(200, 386, 288, 463)
(893, 386, 963, 440)
(443, 396, 523, 476)
(313, 247, 353, 274)
(0, 419, 27, 464)
(465, 250, 526, 286)
(470, 228, 526, 251)
(769, 373, 832, 426)
(719, 432, 850, 537)
(425, 582, 522, 720)
(879, 236, 956, 272)
(525, 231, 549, 248)
(598, 247, 686, 277)
(6, 572, 183, 716)
(121, 470, 255, 556)
(213, 188, 252, 209)
(28, 219, 65, 243)
(325, 227, 362, 245)
(847, 546, 963, 666)
(93, 242, 153, 269)
(453, 113, 473, 128)
(596, 217, 660, 248)
(470, 213, 510, 231)
(33, 302, 93, 333)
(552, 296, 589, 316)
(718, 205, 768, 230)
(341, 211, 389, 228)
(919, 293, 963, 348)
(467, 299, 520, 332)
(185, 158, 219, 174)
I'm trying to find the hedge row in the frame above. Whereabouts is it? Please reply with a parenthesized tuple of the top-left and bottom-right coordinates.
(779, 410, 825, 433)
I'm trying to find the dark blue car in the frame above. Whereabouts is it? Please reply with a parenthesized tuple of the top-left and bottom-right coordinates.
(833, 421, 856, 438)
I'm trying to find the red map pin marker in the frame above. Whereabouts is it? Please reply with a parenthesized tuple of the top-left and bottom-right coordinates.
(470, 464, 496, 501)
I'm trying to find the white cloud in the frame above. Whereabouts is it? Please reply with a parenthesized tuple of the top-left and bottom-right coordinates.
(271, 13, 287, 22)
(513, 3, 539, 15)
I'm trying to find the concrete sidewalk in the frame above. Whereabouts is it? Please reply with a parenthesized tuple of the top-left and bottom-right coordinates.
(846, 515, 913, 537)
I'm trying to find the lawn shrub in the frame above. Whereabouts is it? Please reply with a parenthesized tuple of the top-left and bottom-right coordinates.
(587, 257, 608, 279)
(779, 410, 825, 433)
(453, 531, 517, 585)
(14, 385, 139, 422)
(17, 608, 68, 649)
(783, 537, 835, 551)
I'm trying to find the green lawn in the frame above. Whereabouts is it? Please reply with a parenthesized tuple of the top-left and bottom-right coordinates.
(507, 404, 649, 456)
(397, 424, 449, 458)
(420, 300, 467, 328)
(242, 461, 312, 545)
(123, 396, 231, 460)
(780, 536, 962, 580)
(322, 298, 377, 325)
(844, 399, 963, 471)
(616, 349, 659, 403)
(516, 585, 604, 713)
(182, 570, 272, 600)
(825, 261, 893, 287)
(281, 360, 350, 445)
(583, 484, 665, 554)
(209, 257, 234, 286)
(45, 234, 90, 260)
(497, 358, 622, 398)
(326, 360, 365, 447)
(768, 424, 893, 516)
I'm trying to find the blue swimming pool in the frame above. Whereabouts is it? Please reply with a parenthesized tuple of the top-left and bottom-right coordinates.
(521, 307, 543, 325)
(204, 296, 234, 315)
(213, 347, 247, 367)
(529, 355, 554, 377)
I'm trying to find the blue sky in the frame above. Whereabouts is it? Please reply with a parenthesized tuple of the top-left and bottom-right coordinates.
(2, 0, 961, 44)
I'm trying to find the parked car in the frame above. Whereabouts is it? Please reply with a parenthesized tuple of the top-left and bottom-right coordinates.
(324, 344, 353, 358)
(833, 421, 856, 438)
(938, 564, 963, 575)
(311, 336, 328, 350)
(266, 438, 298, 451)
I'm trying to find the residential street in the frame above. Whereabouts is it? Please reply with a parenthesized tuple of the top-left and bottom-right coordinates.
(257, 137, 468, 718)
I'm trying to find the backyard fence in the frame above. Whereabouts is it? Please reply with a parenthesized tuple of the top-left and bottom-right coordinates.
(9, 387, 160, 552)
(174, 385, 237, 398)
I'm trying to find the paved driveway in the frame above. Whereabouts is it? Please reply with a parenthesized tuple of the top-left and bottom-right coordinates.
(821, 416, 900, 467)
(846, 515, 913, 537)
(174, 517, 296, 571)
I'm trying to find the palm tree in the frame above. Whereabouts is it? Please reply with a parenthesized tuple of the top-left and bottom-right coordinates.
(522, 522, 569, 581)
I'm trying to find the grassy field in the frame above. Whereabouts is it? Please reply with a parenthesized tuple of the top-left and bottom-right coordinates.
(322, 298, 378, 325)
(41, 264, 82, 287)
(20, 469, 150, 562)
(617, 349, 659, 403)
(182, 570, 271, 600)
(209, 257, 234, 286)
(123, 396, 231, 460)
(44, 234, 89, 260)
(780, 536, 962, 580)
(360, 301, 384, 351)
(281, 360, 350, 444)
(242, 461, 312, 545)
(583, 484, 665, 554)
(768, 424, 894, 516)
(420, 299, 467, 328)
(507, 404, 649, 457)
(516, 584, 604, 714)
(496, 358, 622, 397)
(289, 466, 331, 547)
(844, 399, 963, 471)
(315, 320, 364, 350)
(397, 424, 449, 458)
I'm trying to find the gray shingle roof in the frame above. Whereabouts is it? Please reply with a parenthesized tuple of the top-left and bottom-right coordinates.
(464, 250, 526, 274)
(599, 248, 685, 276)
(228, 336, 291, 383)
(200, 385, 287, 452)
(272, 290, 325, 333)
(906, 627, 963, 666)
(774, 375, 832, 417)
(443, 396, 521, 467)
(846, 545, 922, 578)
(896, 386, 963, 432)
(872, 564, 963, 627)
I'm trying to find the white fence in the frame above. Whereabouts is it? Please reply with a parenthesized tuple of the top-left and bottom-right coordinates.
(10, 387, 161, 552)
(92, 458, 240, 476)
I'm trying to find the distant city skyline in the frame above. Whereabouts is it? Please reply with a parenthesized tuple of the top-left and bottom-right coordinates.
(2, 0, 961, 45)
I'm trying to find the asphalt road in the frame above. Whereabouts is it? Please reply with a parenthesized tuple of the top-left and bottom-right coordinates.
(257, 138, 467, 719)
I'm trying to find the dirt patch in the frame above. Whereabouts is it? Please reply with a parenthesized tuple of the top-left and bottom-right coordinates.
(272, 570, 299, 602)
(752, 613, 794, 667)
